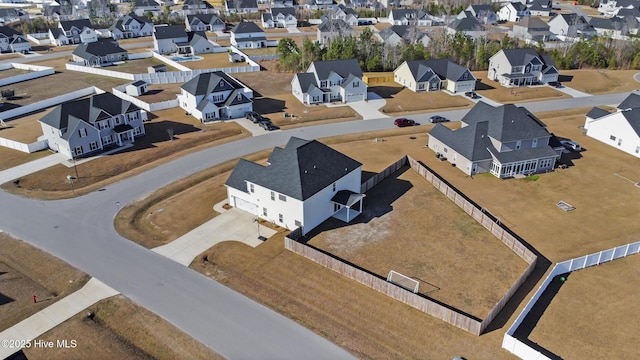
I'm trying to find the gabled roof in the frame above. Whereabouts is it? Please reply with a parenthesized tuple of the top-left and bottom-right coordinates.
(621, 108, 640, 136)
(309, 59, 363, 80)
(180, 71, 245, 96)
(0, 26, 22, 37)
(498, 48, 544, 66)
(318, 18, 352, 32)
(187, 13, 223, 24)
(271, 7, 296, 17)
(39, 92, 140, 130)
(335, 4, 357, 16)
(422, 58, 475, 82)
(48, 27, 65, 39)
(182, 0, 214, 9)
(226, 0, 258, 9)
(617, 92, 640, 110)
(0, 8, 27, 18)
(378, 25, 427, 42)
(225, 137, 362, 201)
(586, 107, 611, 119)
(232, 21, 264, 34)
(461, 102, 550, 142)
(448, 16, 484, 31)
(154, 25, 187, 39)
(429, 121, 493, 161)
(186, 30, 208, 44)
(59, 18, 93, 31)
(516, 16, 549, 29)
(293, 72, 321, 93)
(390, 9, 430, 21)
(72, 38, 127, 59)
(508, 2, 528, 11)
(111, 13, 152, 32)
(402, 60, 438, 82)
(528, 1, 550, 11)
(468, 4, 494, 15)
(135, 0, 160, 7)
(589, 16, 627, 30)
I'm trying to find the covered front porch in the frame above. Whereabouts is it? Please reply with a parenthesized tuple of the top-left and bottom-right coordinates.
(112, 124, 135, 146)
(331, 190, 365, 223)
(500, 72, 536, 87)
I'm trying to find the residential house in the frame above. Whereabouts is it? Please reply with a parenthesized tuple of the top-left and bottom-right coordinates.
(589, 16, 629, 38)
(271, 0, 293, 7)
(177, 71, 253, 122)
(262, 7, 297, 29)
(134, 0, 162, 16)
(39, 92, 146, 159)
(598, 0, 638, 17)
(185, 14, 225, 32)
(153, 25, 188, 54)
(498, 2, 530, 22)
(548, 13, 596, 39)
(394, 59, 476, 94)
(44, 0, 74, 21)
(0, 8, 29, 25)
(55, 19, 98, 45)
(175, 31, 216, 55)
(375, 25, 431, 47)
(325, 4, 358, 27)
(428, 102, 561, 178)
(458, 4, 497, 25)
(584, 93, 640, 158)
(615, 8, 640, 35)
(72, 38, 128, 66)
(511, 16, 553, 42)
(110, 13, 154, 39)
(447, 16, 486, 39)
(0, 26, 30, 53)
(388, 9, 434, 26)
(182, 0, 217, 15)
(527, 0, 552, 16)
(291, 59, 367, 104)
(317, 19, 352, 46)
(225, 0, 259, 14)
(230, 21, 266, 48)
(225, 137, 364, 235)
(488, 48, 559, 87)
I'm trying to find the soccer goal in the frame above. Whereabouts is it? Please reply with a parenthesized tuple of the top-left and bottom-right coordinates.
(387, 270, 419, 294)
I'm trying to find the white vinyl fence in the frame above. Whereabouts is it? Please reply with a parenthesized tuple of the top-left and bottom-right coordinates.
(502, 240, 640, 360)
(0, 63, 55, 87)
(0, 137, 48, 153)
(0, 86, 104, 122)
(112, 85, 178, 112)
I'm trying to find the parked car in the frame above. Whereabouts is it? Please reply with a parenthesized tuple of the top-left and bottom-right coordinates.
(429, 115, 449, 123)
(394, 118, 416, 127)
(548, 81, 562, 88)
(560, 140, 581, 151)
(259, 121, 279, 131)
(245, 111, 263, 123)
(464, 91, 478, 99)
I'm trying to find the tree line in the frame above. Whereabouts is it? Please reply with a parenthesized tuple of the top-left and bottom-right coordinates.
(277, 30, 640, 73)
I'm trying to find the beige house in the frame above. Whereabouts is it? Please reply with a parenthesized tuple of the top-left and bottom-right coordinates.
(394, 59, 476, 94)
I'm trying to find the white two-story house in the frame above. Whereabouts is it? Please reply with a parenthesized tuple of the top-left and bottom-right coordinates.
(185, 14, 225, 32)
(110, 13, 154, 39)
(548, 13, 596, 39)
(428, 102, 562, 178)
(225, 137, 364, 235)
(498, 2, 530, 22)
(39, 92, 146, 159)
(291, 59, 367, 105)
(488, 48, 559, 87)
(230, 21, 266, 48)
(262, 7, 297, 28)
(153, 24, 188, 54)
(177, 71, 253, 122)
(52, 19, 98, 45)
(584, 93, 640, 158)
(0, 26, 30, 53)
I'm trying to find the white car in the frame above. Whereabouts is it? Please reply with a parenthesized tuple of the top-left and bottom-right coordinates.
(560, 140, 581, 151)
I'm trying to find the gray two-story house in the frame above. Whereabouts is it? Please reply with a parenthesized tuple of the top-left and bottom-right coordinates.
(39, 92, 146, 159)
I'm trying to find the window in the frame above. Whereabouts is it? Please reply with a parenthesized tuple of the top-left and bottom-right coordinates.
(333, 203, 341, 212)
(610, 135, 616, 141)
(443, 147, 448, 153)
(102, 135, 112, 145)
(89, 142, 98, 151)
(115, 117, 122, 125)
(636, 146, 640, 154)
(618, 138, 622, 146)
(532, 139, 538, 148)
(134, 127, 142, 135)
(74, 146, 83, 156)
(294, 220, 302, 227)
(332, 183, 336, 192)
(515, 140, 521, 150)
(270, 191, 275, 200)
(278, 214, 283, 223)
(320, 81, 327, 87)
(279, 194, 286, 202)
(249, 183, 254, 193)
(212, 94, 224, 102)
(99, 121, 109, 130)
(262, 207, 267, 216)
(78, 128, 87, 138)
(353, 81, 359, 88)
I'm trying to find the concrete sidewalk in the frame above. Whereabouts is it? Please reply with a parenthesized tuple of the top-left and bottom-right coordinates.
(0, 278, 119, 359)
(0, 153, 65, 184)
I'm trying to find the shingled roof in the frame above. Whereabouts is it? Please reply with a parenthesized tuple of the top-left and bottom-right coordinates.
(225, 137, 362, 201)
(461, 102, 550, 142)
(180, 71, 245, 96)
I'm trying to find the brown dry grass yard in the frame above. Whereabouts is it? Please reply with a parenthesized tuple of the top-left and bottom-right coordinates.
(23, 296, 224, 360)
(110, 57, 179, 74)
(138, 83, 183, 102)
(0, 233, 89, 332)
(115, 106, 640, 359)
(0, 108, 249, 199)
(178, 52, 251, 70)
(373, 83, 474, 114)
(0, 146, 50, 172)
(232, 61, 361, 127)
(472, 71, 571, 104)
(308, 168, 528, 318)
(559, 69, 640, 94)
(0, 67, 29, 77)
(528, 255, 640, 359)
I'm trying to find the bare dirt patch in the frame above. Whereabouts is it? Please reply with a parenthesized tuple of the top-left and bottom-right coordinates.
(0, 233, 88, 331)
(374, 83, 474, 114)
(528, 255, 640, 359)
(23, 295, 224, 360)
(559, 69, 640, 94)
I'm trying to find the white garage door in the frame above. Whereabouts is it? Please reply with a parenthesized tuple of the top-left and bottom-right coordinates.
(233, 196, 258, 214)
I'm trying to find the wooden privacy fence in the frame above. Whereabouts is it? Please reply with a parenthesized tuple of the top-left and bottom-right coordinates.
(286, 155, 539, 335)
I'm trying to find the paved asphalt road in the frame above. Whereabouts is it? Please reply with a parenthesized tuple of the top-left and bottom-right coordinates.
(0, 49, 634, 358)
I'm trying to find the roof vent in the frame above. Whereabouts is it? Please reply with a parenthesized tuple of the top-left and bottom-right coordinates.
(345, 167, 348, 171)
(313, 165, 316, 169)
(304, 170, 308, 174)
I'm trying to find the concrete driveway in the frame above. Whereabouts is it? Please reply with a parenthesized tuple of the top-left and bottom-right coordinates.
(552, 84, 591, 98)
(344, 92, 389, 120)
(153, 203, 276, 266)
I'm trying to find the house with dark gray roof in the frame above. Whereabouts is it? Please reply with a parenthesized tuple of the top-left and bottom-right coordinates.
(153, 25, 188, 54)
(488, 48, 559, 87)
(54, 18, 98, 45)
(498, 2, 530, 22)
(589, 16, 629, 38)
(175, 31, 216, 56)
(388, 9, 434, 26)
(584, 93, 640, 158)
(428, 102, 562, 178)
(110, 13, 154, 39)
(447, 16, 486, 38)
(182, 0, 217, 15)
(528, 0, 552, 16)
(230, 21, 266, 48)
(225, 0, 258, 14)
(185, 13, 225, 32)
(177, 71, 253, 122)
(316, 18, 352, 46)
(458, 4, 497, 25)
(511, 16, 553, 42)
(291, 59, 367, 105)
(599, 0, 638, 17)
(394, 58, 475, 93)
(39, 92, 146, 159)
(375, 25, 431, 47)
(262, 7, 297, 28)
(225, 136, 364, 234)
(548, 13, 595, 39)
(71, 38, 128, 66)
(324, 4, 359, 26)
(0, 8, 29, 25)
(134, 0, 162, 16)
(0, 26, 30, 53)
